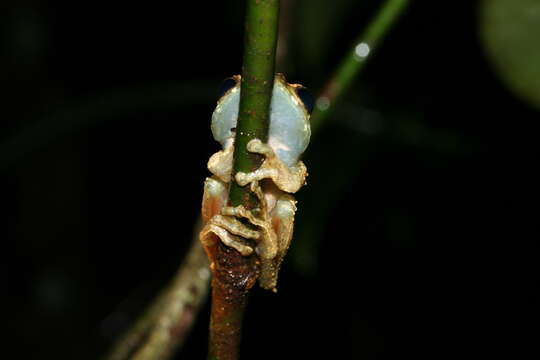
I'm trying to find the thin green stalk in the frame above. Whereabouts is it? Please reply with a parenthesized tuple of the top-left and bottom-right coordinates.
(228, 1, 280, 208)
(310, 0, 409, 133)
(206, 1, 280, 360)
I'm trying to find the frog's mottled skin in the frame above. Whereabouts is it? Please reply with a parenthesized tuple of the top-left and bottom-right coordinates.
(200, 74, 310, 291)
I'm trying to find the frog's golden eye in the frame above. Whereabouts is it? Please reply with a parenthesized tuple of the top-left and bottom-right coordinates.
(294, 87, 314, 114)
(217, 77, 239, 99)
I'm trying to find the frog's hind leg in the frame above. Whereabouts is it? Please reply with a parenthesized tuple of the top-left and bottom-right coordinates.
(259, 194, 297, 291)
(201, 177, 228, 223)
(221, 181, 268, 225)
(200, 215, 257, 256)
(221, 180, 279, 263)
(200, 176, 258, 257)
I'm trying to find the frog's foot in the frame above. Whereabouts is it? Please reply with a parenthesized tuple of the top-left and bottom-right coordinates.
(245, 138, 273, 156)
(200, 214, 259, 256)
(222, 180, 267, 222)
(235, 139, 307, 193)
(222, 204, 265, 228)
(221, 181, 278, 260)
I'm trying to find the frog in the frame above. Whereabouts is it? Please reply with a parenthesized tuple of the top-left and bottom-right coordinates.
(199, 73, 312, 291)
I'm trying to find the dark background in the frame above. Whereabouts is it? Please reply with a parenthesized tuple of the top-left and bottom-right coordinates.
(1, 0, 537, 359)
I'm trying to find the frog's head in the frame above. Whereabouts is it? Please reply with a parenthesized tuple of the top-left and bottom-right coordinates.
(211, 74, 312, 167)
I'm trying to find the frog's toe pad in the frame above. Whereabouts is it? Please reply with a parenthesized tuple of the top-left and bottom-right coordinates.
(247, 139, 274, 156)
(236, 168, 276, 186)
(204, 223, 254, 256)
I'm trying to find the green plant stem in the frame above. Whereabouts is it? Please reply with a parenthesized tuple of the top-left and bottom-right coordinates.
(206, 1, 280, 360)
(228, 1, 280, 208)
(310, 0, 409, 133)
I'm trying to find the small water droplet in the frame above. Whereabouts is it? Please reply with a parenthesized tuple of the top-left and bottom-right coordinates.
(354, 42, 370, 60)
(316, 96, 331, 111)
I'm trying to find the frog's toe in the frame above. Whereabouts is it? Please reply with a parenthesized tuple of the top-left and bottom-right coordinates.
(200, 220, 254, 256)
(236, 168, 277, 186)
(211, 214, 260, 240)
(235, 171, 251, 186)
(247, 139, 274, 156)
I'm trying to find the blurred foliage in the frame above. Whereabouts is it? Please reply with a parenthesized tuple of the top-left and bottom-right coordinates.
(481, 0, 540, 110)
(293, 0, 359, 75)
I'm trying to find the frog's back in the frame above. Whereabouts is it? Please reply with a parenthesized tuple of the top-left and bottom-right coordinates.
(211, 75, 311, 167)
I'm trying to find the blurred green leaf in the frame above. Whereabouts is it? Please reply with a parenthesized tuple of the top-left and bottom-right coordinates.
(480, 0, 540, 109)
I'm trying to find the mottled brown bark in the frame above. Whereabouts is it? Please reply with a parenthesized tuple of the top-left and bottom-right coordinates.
(206, 242, 259, 360)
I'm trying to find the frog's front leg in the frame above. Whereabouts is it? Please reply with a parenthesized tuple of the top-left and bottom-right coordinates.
(235, 139, 307, 193)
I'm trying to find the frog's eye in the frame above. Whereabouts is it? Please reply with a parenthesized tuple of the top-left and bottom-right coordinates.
(295, 87, 314, 114)
(217, 77, 238, 99)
